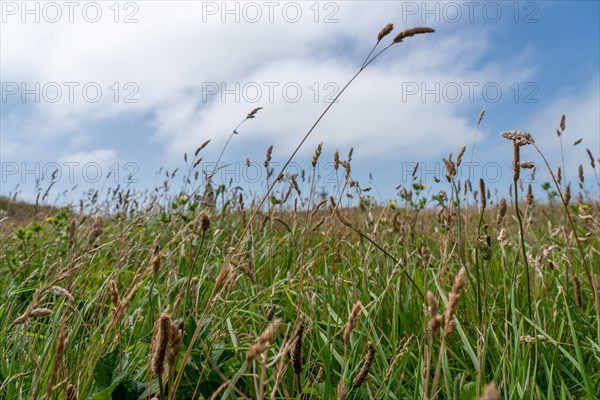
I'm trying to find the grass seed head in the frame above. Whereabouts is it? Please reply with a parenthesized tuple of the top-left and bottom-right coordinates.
(152, 313, 172, 377)
(586, 148, 596, 169)
(392, 27, 435, 43)
(66, 384, 77, 400)
(291, 322, 305, 376)
(199, 211, 211, 232)
(343, 301, 363, 345)
(247, 319, 281, 362)
(312, 142, 323, 168)
(353, 341, 375, 388)
(479, 179, 487, 210)
(479, 383, 500, 400)
(477, 109, 486, 125)
(377, 23, 394, 41)
(444, 268, 466, 335)
(264, 145, 273, 168)
(526, 184, 534, 206)
(337, 379, 347, 400)
(247, 107, 263, 119)
(456, 146, 466, 167)
(512, 142, 521, 182)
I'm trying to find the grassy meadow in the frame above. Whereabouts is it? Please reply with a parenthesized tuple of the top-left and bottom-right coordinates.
(1, 25, 600, 400)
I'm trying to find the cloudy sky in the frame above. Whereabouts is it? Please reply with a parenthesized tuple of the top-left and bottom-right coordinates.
(1, 1, 599, 205)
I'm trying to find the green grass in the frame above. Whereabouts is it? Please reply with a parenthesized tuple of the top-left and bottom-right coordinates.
(0, 186, 598, 399)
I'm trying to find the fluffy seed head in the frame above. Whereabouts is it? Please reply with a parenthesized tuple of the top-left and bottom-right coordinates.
(479, 179, 487, 210)
(456, 146, 466, 167)
(393, 27, 435, 43)
(573, 276, 583, 310)
(352, 341, 375, 388)
(477, 109, 486, 125)
(586, 148, 596, 169)
(291, 322, 305, 376)
(152, 313, 172, 377)
(479, 383, 500, 400)
(444, 268, 466, 335)
(337, 380, 347, 400)
(199, 211, 211, 232)
(343, 301, 363, 345)
(512, 142, 521, 182)
(501, 130, 534, 146)
(247, 319, 281, 362)
(264, 145, 273, 168)
(526, 184, 534, 206)
(312, 142, 323, 168)
(377, 23, 394, 41)
(31, 307, 53, 317)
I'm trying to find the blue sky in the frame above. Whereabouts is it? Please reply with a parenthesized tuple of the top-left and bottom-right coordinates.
(1, 1, 599, 206)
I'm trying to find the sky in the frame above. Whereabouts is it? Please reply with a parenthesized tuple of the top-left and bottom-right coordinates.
(1, 0, 599, 206)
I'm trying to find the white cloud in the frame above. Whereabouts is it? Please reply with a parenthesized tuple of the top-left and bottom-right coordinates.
(59, 148, 117, 166)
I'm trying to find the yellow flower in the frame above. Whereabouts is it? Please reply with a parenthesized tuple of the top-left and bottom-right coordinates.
(178, 196, 189, 205)
(46, 216, 54, 223)
(379, 217, 387, 224)
(580, 204, 589, 210)
(387, 201, 396, 209)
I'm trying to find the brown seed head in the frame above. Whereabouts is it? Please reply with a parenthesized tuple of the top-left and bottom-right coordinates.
(168, 320, 183, 371)
(479, 179, 486, 210)
(291, 322, 305, 376)
(343, 301, 363, 345)
(586, 148, 596, 169)
(352, 342, 375, 388)
(479, 383, 500, 400)
(337, 380, 347, 400)
(456, 146, 466, 167)
(152, 313, 172, 377)
(312, 142, 323, 168)
(393, 27, 435, 43)
(377, 23, 394, 41)
(443, 157, 456, 179)
(477, 109, 486, 126)
(195, 140, 211, 156)
(66, 384, 77, 400)
(30, 308, 53, 318)
(247, 319, 280, 362)
(247, 107, 263, 119)
(512, 142, 520, 182)
(520, 162, 535, 169)
(264, 145, 273, 168)
(501, 130, 534, 146)
(199, 211, 211, 232)
(444, 267, 466, 335)
(51, 286, 74, 302)
(526, 184, 534, 206)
